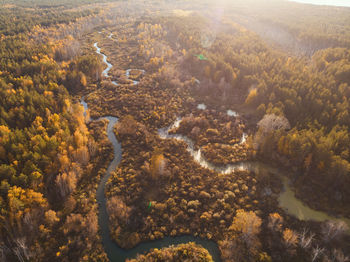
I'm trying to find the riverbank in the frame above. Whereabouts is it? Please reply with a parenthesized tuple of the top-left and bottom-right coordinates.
(126, 242, 214, 262)
(84, 19, 350, 261)
(80, 39, 224, 262)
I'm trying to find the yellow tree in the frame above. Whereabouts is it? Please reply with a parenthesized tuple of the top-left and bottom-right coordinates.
(8, 186, 48, 230)
(245, 88, 257, 105)
(229, 209, 262, 249)
(283, 228, 298, 248)
(268, 213, 283, 233)
(44, 210, 59, 226)
(150, 152, 166, 180)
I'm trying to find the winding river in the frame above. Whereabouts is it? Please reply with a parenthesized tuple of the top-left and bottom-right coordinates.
(81, 41, 221, 262)
(82, 38, 349, 262)
(161, 117, 350, 226)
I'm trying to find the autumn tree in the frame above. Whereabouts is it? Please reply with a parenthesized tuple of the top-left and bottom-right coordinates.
(230, 209, 262, 248)
(267, 213, 283, 233)
(220, 209, 263, 261)
(115, 115, 139, 137)
(283, 228, 298, 252)
(149, 151, 169, 180)
(55, 172, 77, 200)
(107, 196, 131, 226)
(44, 210, 59, 226)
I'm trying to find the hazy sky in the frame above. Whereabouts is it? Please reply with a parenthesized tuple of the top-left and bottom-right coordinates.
(289, 0, 350, 7)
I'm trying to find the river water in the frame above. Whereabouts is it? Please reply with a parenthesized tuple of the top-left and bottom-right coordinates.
(81, 38, 349, 262)
(81, 42, 221, 262)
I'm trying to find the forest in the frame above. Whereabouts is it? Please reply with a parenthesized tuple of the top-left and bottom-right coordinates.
(0, 0, 349, 262)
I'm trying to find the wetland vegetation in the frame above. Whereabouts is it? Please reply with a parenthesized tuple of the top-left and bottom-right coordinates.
(1, 0, 350, 261)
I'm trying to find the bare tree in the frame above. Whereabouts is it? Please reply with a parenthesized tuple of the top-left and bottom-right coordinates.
(254, 114, 291, 150)
(56, 172, 77, 199)
(312, 246, 324, 262)
(63, 213, 84, 235)
(299, 228, 314, 249)
(88, 139, 97, 157)
(13, 238, 29, 262)
(322, 220, 348, 243)
(333, 249, 350, 262)
(219, 237, 247, 262)
(257, 114, 291, 133)
(0, 244, 9, 262)
(85, 210, 98, 238)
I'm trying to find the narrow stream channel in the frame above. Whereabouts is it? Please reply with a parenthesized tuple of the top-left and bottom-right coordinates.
(82, 38, 349, 262)
(81, 41, 221, 262)
(159, 117, 350, 229)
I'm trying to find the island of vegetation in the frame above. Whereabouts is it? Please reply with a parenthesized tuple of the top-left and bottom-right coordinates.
(126, 242, 213, 262)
